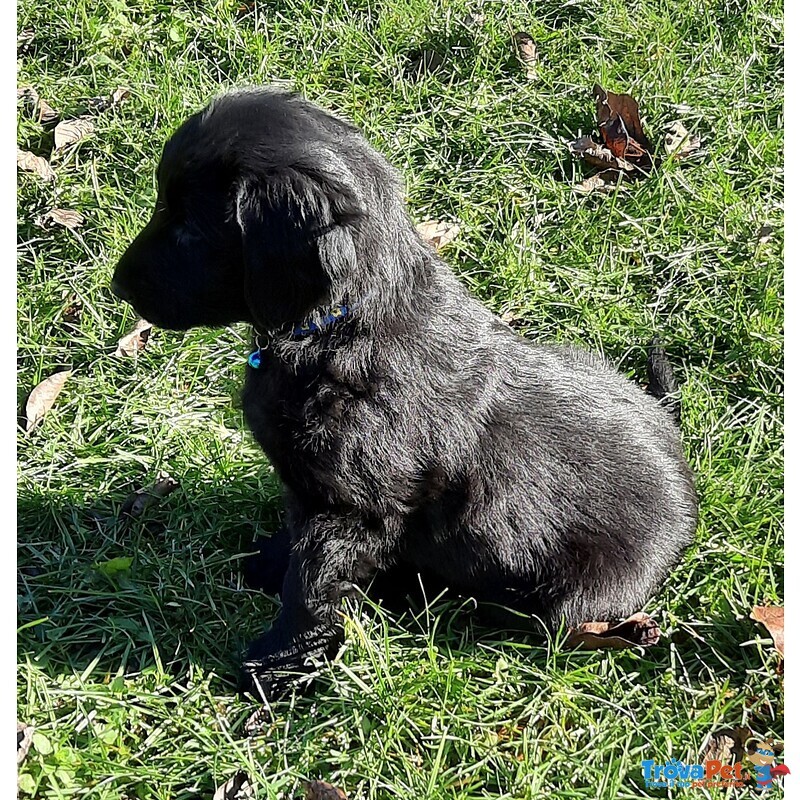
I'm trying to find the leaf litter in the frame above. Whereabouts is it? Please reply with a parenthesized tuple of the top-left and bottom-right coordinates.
(702, 726, 753, 764)
(416, 220, 461, 250)
(53, 117, 95, 151)
(750, 605, 784, 656)
(121, 473, 180, 518)
(213, 772, 255, 800)
(663, 120, 701, 160)
(114, 318, 153, 357)
(25, 370, 72, 432)
(512, 32, 538, 80)
(37, 208, 85, 230)
(568, 84, 701, 193)
(17, 148, 55, 182)
(84, 87, 131, 113)
(305, 781, 348, 800)
(564, 612, 660, 650)
(17, 722, 34, 764)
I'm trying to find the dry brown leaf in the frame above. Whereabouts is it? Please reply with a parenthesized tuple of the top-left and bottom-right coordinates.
(500, 310, 519, 324)
(512, 32, 538, 79)
(305, 781, 348, 800)
(61, 295, 82, 325)
(243, 706, 269, 737)
(121, 473, 180, 518)
(213, 772, 255, 800)
(565, 612, 660, 650)
(567, 135, 635, 174)
(17, 722, 34, 765)
(53, 117, 94, 151)
(86, 87, 132, 113)
(756, 224, 774, 244)
(751, 605, 784, 656)
(663, 121, 701, 160)
(573, 170, 626, 194)
(703, 726, 752, 765)
(416, 220, 461, 250)
(17, 148, 55, 181)
(17, 85, 40, 111)
(17, 29, 35, 54)
(593, 84, 653, 174)
(111, 87, 131, 105)
(37, 98, 60, 127)
(25, 370, 72, 431)
(38, 208, 85, 230)
(114, 318, 153, 357)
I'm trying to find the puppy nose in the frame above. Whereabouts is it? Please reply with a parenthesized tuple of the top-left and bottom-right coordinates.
(110, 278, 133, 303)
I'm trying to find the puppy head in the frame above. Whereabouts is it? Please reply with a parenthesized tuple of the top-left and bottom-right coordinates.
(111, 89, 369, 331)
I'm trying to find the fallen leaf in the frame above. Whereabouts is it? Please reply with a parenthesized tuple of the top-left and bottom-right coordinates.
(243, 706, 269, 736)
(17, 149, 56, 181)
(573, 170, 627, 194)
(593, 84, 653, 174)
(416, 220, 461, 250)
(702, 726, 752, 764)
(565, 612, 660, 650)
(751, 606, 784, 656)
(37, 98, 60, 127)
(38, 208, 85, 230)
(25, 370, 72, 431)
(756, 224, 774, 244)
(213, 772, 255, 800)
(53, 117, 94, 151)
(305, 781, 348, 800)
(17, 722, 34, 765)
(458, 9, 485, 29)
(512, 32, 538, 79)
(111, 87, 131, 105)
(17, 85, 40, 111)
(114, 318, 152, 357)
(61, 294, 83, 324)
(17, 29, 34, 54)
(500, 310, 519, 324)
(92, 556, 133, 578)
(567, 135, 634, 173)
(663, 120, 701, 160)
(121, 473, 180, 518)
(85, 87, 132, 113)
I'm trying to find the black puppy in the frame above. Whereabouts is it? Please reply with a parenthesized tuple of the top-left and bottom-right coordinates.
(112, 88, 697, 696)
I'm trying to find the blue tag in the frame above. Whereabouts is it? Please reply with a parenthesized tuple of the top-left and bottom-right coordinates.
(247, 350, 262, 369)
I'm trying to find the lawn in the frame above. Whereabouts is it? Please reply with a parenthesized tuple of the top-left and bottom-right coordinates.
(17, 0, 783, 798)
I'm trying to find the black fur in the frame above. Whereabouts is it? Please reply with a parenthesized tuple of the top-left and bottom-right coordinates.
(112, 88, 698, 698)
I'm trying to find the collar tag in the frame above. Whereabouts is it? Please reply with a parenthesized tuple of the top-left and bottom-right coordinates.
(247, 299, 363, 369)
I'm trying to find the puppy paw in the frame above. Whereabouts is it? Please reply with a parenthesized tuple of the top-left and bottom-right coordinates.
(239, 656, 312, 701)
(240, 626, 340, 700)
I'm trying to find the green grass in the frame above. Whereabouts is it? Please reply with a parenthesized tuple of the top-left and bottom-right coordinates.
(17, 0, 783, 797)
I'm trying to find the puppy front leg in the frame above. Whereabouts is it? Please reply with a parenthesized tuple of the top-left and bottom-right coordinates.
(241, 513, 383, 698)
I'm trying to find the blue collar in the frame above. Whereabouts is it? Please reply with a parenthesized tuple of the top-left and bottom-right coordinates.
(248, 302, 358, 369)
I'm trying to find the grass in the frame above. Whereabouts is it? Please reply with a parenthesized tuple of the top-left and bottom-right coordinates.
(17, 0, 783, 797)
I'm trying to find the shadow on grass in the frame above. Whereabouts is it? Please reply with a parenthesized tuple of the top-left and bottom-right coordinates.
(18, 484, 762, 717)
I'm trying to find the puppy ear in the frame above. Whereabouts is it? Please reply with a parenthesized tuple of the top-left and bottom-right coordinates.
(235, 149, 363, 331)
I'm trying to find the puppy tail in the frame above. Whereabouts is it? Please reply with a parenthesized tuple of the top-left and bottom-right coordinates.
(646, 339, 682, 426)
